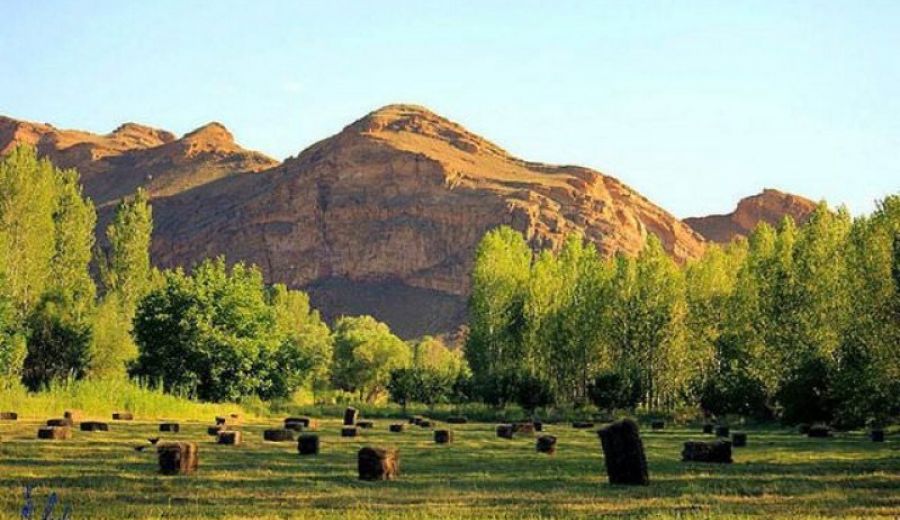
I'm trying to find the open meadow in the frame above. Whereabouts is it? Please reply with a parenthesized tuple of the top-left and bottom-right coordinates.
(0, 416, 896, 519)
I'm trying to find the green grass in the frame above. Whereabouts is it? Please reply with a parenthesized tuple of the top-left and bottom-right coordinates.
(0, 380, 250, 422)
(0, 418, 896, 519)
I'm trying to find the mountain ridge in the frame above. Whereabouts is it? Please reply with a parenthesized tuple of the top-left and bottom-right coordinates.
(0, 105, 811, 337)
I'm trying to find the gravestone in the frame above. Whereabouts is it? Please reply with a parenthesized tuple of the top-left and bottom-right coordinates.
(298, 434, 320, 455)
(597, 419, 649, 485)
(343, 407, 358, 426)
(434, 430, 453, 444)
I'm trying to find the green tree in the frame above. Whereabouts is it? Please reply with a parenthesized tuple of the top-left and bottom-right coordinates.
(131, 258, 318, 402)
(102, 187, 154, 314)
(604, 235, 688, 408)
(466, 226, 532, 395)
(22, 291, 93, 390)
(264, 284, 333, 399)
(0, 146, 57, 318)
(49, 167, 96, 314)
(331, 315, 411, 402)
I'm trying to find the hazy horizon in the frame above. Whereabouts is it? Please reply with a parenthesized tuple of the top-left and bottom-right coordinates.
(2, 1, 897, 218)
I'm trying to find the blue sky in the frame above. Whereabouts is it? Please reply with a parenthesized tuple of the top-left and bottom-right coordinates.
(2, 1, 898, 217)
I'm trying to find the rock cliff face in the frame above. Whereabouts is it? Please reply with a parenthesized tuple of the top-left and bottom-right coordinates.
(1, 105, 709, 336)
(684, 189, 817, 243)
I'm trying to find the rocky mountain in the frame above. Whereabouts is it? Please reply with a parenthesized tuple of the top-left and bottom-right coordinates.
(684, 189, 817, 243)
(1, 105, 708, 337)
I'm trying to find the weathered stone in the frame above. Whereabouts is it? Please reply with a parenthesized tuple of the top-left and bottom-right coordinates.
(389, 424, 405, 433)
(686, 189, 816, 244)
(112, 412, 133, 421)
(0, 411, 17, 421)
(80, 421, 109, 432)
(263, 429, 294, 442)
(63, 410, 83, 422)
(285, 417, 317, 431)
(597, 419, 649, 485)
(217, 431, 242, 445)
(357, 420, 374, 429)
(682, 440, 733, 463)
(536, 435, 557, 454)
(159, 423, 180, 433)
(158, 442, 198, 475)
(298, 434, 320, 455)
(496, 424, 514, 439)
(434, 430, 453, 444)
(37, 426, 71, 440)
(358, 447, 399, 481)
(46, 418, 73, 427)
(343, 407, 358, 426)
(512, 422, 535, 435)
(341, 427, 358, 438)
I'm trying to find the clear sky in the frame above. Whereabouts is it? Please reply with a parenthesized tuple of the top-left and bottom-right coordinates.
(2, 1, 898, 217)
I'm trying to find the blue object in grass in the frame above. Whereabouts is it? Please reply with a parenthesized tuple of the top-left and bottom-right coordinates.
(21, 486, 71, 520)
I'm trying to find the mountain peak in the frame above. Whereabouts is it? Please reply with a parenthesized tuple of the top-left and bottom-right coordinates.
(685, 188, 817, 243)
(182, 122, 234, 144)
(339, 103, 508, 159)
(109, 122, 176, 147)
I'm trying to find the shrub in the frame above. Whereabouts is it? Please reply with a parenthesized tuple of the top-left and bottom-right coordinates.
(588, 368, 642, 413)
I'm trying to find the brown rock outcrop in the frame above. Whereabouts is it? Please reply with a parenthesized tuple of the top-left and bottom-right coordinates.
(685, 189, 817, 243)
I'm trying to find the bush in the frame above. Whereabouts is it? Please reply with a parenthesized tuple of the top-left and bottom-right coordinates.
(698, 370, 770, 420)
(514, 373, 555, 413)
(776, 354, 835, 425)
(22, 292, 92, 391)
(131, 258, 331, 402)
(588, 368, 642, 412)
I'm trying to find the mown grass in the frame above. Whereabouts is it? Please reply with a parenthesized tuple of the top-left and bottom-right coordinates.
(0, 416, 896, 519)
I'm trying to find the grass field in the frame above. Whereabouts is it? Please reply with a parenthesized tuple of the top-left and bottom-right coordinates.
(0, 417, 897, 519)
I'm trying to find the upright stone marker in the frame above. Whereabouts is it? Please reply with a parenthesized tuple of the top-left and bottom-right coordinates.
(298, 434, 320, 455)
(596, 418, 649, 485)
(343, 407, 358, 426)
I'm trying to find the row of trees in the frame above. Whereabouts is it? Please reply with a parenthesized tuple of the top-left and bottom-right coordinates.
(0, 146, 153, 389)
(0, 146, 466, 404)
(3, 145, 896, 427)
(466, 199, 900, 427)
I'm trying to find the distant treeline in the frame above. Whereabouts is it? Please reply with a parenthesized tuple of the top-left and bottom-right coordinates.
(465, 199, 900, 428)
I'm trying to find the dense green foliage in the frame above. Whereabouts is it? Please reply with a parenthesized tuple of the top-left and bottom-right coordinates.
(2, 144, 896, 429)
(331, 315, 412, 402)
(0, 147, 97, 389)
(130, 258, 333, 401)
(467, 199, 900, 427)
